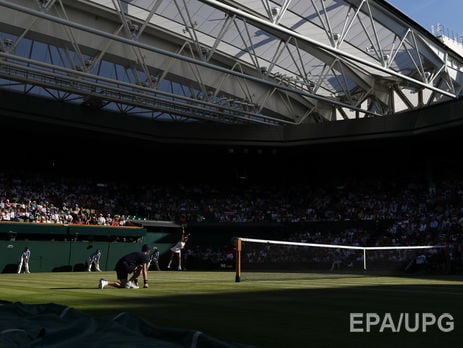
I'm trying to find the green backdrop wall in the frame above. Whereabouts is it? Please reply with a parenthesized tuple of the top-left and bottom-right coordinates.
(0, 223, 173, 273)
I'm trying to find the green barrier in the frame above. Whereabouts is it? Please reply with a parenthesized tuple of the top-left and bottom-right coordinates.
(0, 222, 170, 273)
(0, 222, 68, 235)
(0, 239, 172, 273)
(1, 241, 69, 273)
(68, 225, 146, 237)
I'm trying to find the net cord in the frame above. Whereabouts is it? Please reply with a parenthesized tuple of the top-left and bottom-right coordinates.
(235, 237, 447, 279)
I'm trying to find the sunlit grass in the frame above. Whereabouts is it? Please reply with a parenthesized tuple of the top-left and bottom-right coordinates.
(2, 271, 463, 347)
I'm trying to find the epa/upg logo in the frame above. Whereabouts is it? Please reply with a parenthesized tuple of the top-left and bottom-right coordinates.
(349, 313, 454, 333)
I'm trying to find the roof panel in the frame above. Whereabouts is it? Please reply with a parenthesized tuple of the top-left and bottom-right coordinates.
(0, 0, 461, 127)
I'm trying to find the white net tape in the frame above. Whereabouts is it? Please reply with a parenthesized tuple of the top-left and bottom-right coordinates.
(238, 238, 446, 271)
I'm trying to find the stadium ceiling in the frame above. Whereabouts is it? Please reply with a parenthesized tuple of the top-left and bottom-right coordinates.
(0, 0, 463, 129)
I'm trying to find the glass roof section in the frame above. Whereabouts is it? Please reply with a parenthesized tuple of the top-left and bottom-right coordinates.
(0, 0, 462, 125)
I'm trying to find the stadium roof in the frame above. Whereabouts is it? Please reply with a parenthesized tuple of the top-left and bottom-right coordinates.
(1, 0, 463, 145)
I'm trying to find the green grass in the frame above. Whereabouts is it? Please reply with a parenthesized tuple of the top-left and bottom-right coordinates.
(1, 271, 463, 347)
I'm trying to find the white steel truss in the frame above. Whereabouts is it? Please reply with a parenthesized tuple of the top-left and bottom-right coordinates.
(0, 0, 462, 126)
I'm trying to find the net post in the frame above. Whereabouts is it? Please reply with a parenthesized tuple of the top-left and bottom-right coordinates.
(235, 238, 241, 282)
(363, 248, 367, 271)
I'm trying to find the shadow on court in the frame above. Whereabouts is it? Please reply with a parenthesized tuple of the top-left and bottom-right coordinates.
(80, 282, 463, 348)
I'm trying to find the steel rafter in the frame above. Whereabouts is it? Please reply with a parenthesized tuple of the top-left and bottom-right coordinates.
(0, 0, 462, 127)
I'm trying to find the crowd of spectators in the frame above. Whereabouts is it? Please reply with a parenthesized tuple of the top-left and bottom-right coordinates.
(1, 160, 463, 273)
(1, 164, 463, 228)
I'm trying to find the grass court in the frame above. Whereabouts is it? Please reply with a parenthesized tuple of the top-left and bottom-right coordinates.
(1, 270, 462, 347)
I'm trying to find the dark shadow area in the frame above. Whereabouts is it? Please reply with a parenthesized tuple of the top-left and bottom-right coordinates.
(78, 282, 463, 348)
(1, 263, 17, 273)
(73, 263, 87, 272)
(0, 301, 246, 347)
(52, 265, 73, 272)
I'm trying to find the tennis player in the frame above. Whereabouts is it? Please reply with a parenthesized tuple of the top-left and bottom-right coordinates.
(166, 227, 189, 271)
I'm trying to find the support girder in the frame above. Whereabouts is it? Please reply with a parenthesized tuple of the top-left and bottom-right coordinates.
(0, 0, 462, 126)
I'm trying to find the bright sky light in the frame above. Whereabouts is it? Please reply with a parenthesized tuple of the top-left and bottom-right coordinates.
(386, 0, 463, 37)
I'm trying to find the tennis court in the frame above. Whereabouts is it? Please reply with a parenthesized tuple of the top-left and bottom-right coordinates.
(1, 271, 462, 347)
